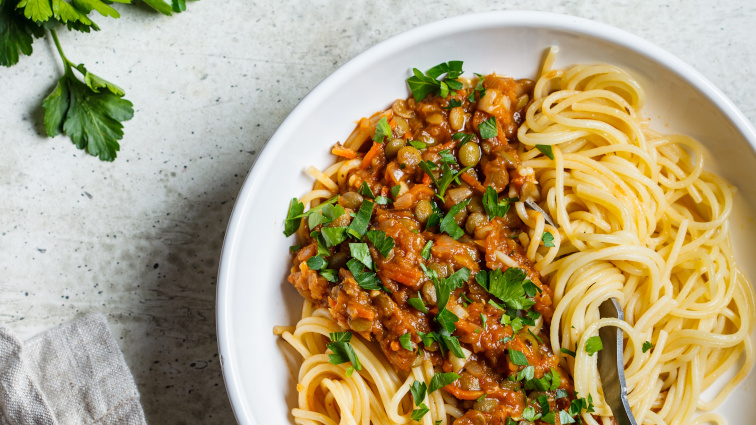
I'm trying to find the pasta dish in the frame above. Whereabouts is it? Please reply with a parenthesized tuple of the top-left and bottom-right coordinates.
(275, 47, 755, 425)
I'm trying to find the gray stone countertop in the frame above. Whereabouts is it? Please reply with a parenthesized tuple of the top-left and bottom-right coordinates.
(1, 1, 754, 423)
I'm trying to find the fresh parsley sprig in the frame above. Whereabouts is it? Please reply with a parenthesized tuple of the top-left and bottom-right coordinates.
(1, 0, 195, 161)
(406, 60, 464, 102)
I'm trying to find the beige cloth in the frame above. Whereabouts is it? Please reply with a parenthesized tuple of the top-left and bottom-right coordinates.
(0, 313, 147, 425)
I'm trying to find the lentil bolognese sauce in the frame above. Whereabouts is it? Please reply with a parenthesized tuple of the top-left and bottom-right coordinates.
(279, 59, 589, 425)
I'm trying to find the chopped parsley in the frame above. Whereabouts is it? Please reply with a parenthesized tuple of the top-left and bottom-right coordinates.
(408, 140, 427, 149)
(536, 144, 555, 160)
(522, 407, 540, 422)
(390, 184, 401, 198)
(374, 196, 390, 205)
(407, 295, 427, 313)
(542, 231, 555, 247)
(283, 198, 305, 237)
(476, 267, 533, 310)
(509, 349, 529, 366)
(482, 186, 518, 219)
(435, 267, 470, 311)
(516, 365, 534, 381)
(452, 132, 475, 147)
(321, 226, 348, 247)
(366, 230, 395, 258)
(559, 410, 576, 424)
(307, 203, 346, 229)
(410, 380, 427, 405)
(528, 329, 544, 344)
(411, 404, 429, 421)
(443, 98, 463, 109)
(585, 336, 603, 356)
(439, 199, 470, 239)
(346, 259, 389, 292)
(538, 395, 550, 415)
(438, 149, 457, 164)
(289, 244, 300, 253)
(478, 116, 497, 139)
(373, 116, 391, 144)
(347, 200, 374, 238)
(555, 389, 569, 399)
(406, 61, 464, 102)
(320, 269, 338, 282)
(480, 313, 487, 329)
(421, 240, 433, 259)
(359, 181, 375, 198)
(468, 74, 486, 102)
(349, 243, 373, 270)
(399, 332, 413, 351)
(428, 372, 460, 394)
(643, 341, 654, 353)
(327, 332, 362, 372)
(306, 256, 327, 270)
(561, 346, 577, 358)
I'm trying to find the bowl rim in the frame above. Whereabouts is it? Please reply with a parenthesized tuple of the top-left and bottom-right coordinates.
(215, 10, 756, 424)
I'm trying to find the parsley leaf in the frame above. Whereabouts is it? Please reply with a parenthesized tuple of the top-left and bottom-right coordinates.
(306, 256, 327, 270)
(559, 410, 576, 424)
(410, 380, 427, 405)
(406, 61, 464, 102)
(541, 411, 556, 424)
(555, 389, 569, 399)
(408, 140, 427, 149)
(349, 243, 373, 270)
(373, 116, 391, 144)
(477, 267, 529, 309)
(522, 407, 540, 422)
(480, 313, 487, 329)
(585, 336, 603, 356)
(346, 259, 389, 292)
(478, 116, 497, 139)
(439, 199, 469, 239)
(358, 181, 374, 198)
(536, 144, 555, 160)
(390, 184, 401, 198)
(482, 186, 518, 219)
(320, 269, 338, 282)
(44, 67, 134, 161)
(347, 200, 374, 238)
(408, 296, 427, 313)
(0, 1, 45, 67)
(538, 395, 550, 415)
(509, 349, 529, 366)
(366, 230, 394, 258)
(327, 332, 362, 371)
(438, 149, 457, 165)
(516, 365, 534, 381)
(399, 332, 412, 351)
(421, 240, 433, 259)
(452, 132, 474, 147)
(643, 341, 654, 353)
(283, 198, 304, 237)
(542, 231, 555, 247)
(428, 372, 460, 393)
(435, 267, 470, 311)
(411, 404, 429, 421)
(321, 226, 347, 247)
(561, 347, 577, 357)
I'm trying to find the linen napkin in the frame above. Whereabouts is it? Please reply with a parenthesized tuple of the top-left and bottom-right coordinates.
(0, 313, 147, 425)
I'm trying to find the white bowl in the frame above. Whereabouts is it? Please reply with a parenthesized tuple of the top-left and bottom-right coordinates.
(217, 11, 756, 424)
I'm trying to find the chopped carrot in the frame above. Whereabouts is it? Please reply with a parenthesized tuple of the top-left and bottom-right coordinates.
(403, 132, 412, 140)
(442, 384, 485, 400)
(422, 172, 431, 185)
(460, 172, 486, 193)
(388, 118, 397, 129)
(361, 142, 383, 169)
(331, 145, 359, 159)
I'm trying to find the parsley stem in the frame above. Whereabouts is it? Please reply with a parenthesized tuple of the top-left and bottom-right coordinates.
(50, 29, 73, 72)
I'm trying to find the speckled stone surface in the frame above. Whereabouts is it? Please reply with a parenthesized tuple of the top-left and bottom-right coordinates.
(0, 1, 754, 423)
